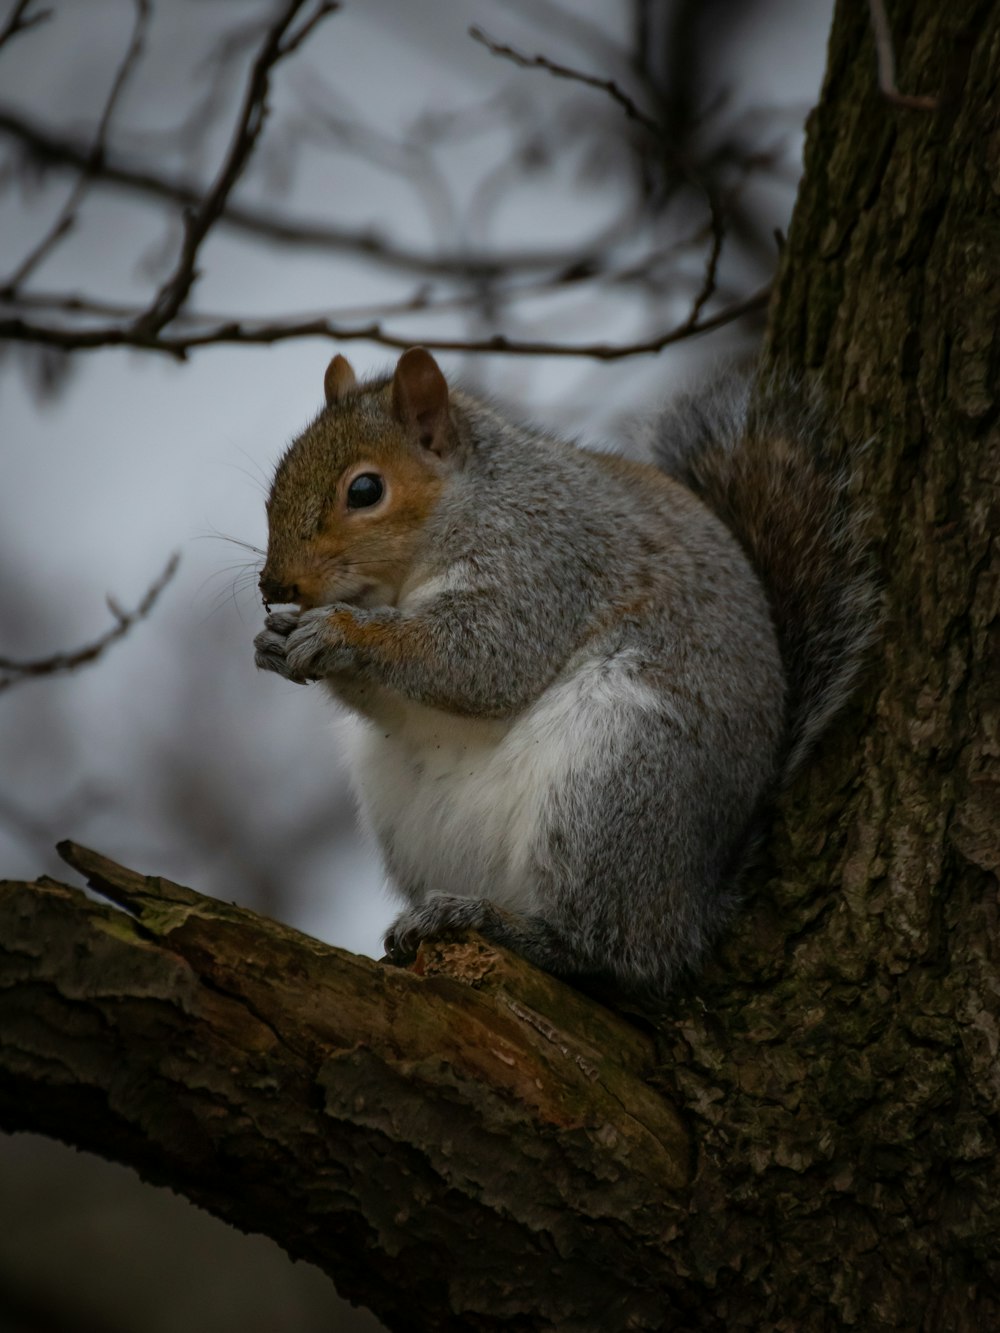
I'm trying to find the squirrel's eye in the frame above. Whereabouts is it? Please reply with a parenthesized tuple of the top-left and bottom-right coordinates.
(346, 473, 384, 509)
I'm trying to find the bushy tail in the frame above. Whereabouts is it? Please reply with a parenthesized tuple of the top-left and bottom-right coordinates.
(649, 370, 879, 781)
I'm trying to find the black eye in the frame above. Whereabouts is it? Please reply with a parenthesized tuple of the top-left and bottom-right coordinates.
(346, 473, 384, 509)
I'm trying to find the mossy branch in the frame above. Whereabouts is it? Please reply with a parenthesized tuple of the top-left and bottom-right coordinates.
(0, 843, 689, 1332)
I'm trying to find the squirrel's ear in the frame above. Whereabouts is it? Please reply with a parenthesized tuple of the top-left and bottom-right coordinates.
(324, 354, 357, 405)
(391, 348, 454, 456)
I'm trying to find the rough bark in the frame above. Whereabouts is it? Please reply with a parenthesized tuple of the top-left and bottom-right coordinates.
(0, 844, 689, 1332)
(1, 1, 999, 1329)
(657, 0, 1000, 1324)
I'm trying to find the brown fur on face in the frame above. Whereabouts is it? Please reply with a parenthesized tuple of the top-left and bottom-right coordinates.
(261, 369, 447, 610)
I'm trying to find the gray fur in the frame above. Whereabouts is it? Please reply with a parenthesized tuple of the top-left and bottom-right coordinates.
(256, 367, 875, 1003)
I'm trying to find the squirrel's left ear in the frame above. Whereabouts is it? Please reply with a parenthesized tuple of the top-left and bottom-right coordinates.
(391, 348, 454, 457)
(324, 354, 357, 405)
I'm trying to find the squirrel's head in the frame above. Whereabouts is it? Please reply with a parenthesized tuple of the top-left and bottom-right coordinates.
(260, 347, 458, 610)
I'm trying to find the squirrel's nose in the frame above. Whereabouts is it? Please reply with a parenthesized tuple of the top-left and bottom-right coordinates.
(259, 573, 299, 605)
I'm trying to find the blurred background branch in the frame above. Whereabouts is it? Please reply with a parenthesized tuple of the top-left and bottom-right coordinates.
(0, 0, 799, 364)
(0, 550, 178, 692)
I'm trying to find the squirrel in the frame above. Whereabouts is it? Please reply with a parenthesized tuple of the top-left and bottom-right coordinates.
(254, 347, 875, 1003)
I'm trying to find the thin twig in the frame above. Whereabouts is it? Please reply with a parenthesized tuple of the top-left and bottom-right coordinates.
(279, 0, 339, 57)
(0, 105, 619, 278)
(866, 0, 938, 112)
(0, 0, 51, 52)
(686, 195, 724, 327)
(3, 233, 718, 328)
(0, 284, 770, 361)
(469, 22, 727, 334)
(0, 552, 180, 693)
(469, 25, 659, 135)
(137, 14, 276, 169)
(133, 0, 335, 335)
(4, 0, 151, 293)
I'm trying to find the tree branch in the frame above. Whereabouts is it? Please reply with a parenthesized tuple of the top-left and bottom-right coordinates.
(467, 21, 729, 327)
(133, 0, 336, 335)
(0, 0, 51, 51)
(0, 552, 179, 692)
(469, 25, 659, 134)
(0, 283, 769, 360)
(3, 0, 151, 293)
(0, 843, 689, 1331)
(0, 104, 617, 280)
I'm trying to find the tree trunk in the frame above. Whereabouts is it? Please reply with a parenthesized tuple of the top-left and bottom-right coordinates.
(1, 2, 998, 1328)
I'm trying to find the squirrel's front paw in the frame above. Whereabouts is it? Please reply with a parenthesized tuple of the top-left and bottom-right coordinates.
(284, 607, 358, 678)
(254, 613, 309, 683)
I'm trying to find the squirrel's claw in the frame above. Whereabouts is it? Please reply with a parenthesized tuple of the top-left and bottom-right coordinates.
(382, 925, 417, 966)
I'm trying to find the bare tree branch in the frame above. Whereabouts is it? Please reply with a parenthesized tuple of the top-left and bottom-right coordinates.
(132, 0, 337, 336)
(469, 24, 659, 134)
(467, 20, 731, 320)
(279, 0, 340, 57)
(3, 0, 151, 293)
(0, 552, 179, 693)
(0, 0, 51, 51)
(0, 2, 796, 389)
(5, 233, 740, 339)
(0, 283, 770, 361)
(0, 845, 689, 1332)
(0, 104, 624, 280)
(688, 194, 724, 325)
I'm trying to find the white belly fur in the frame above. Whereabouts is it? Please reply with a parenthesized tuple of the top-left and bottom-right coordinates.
(349, 650, 662, 911)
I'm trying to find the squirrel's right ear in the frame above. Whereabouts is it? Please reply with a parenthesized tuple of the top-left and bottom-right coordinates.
(391, 348, 454, 457)
(324, 354, 357, 405)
